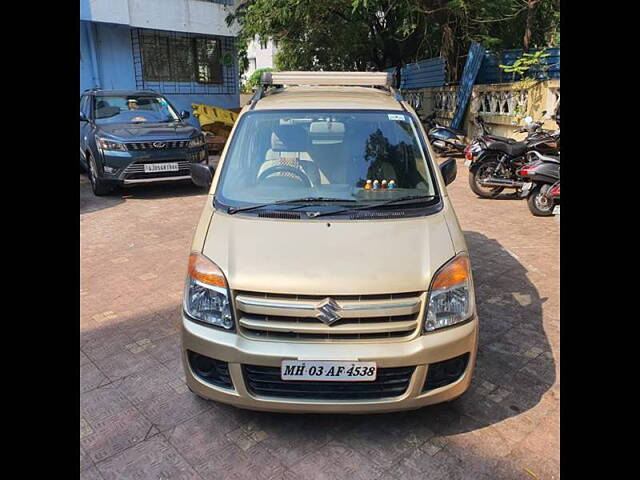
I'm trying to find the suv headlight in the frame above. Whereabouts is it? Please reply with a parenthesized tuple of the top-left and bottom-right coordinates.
(424, 254, 474, 332)
(96, 137, 126, 151)
(188, 135, 205, 148)
(184, 253, 234, 330)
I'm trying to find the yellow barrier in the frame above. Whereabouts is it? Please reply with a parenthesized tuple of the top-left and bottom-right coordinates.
(191, 103, 238, 129)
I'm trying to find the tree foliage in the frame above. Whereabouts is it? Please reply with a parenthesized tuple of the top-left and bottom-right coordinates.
(227, 0, 560, 79)
(243, 67, 274, 92)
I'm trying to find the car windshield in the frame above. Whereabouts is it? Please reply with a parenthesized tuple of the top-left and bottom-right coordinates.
(216, 110, 437, 208)
(93, 95, 180, 125)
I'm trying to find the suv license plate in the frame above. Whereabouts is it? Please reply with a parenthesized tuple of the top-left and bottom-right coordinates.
(281, 360, 377, 382)
(144, 162, 179, 173)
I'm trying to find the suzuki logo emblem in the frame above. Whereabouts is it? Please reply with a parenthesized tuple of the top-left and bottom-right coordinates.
(153, 142, 167, 149)
(315, 298, 342, 325)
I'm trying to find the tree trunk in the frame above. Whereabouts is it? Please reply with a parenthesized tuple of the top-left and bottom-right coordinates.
(523, 0, 539, 51)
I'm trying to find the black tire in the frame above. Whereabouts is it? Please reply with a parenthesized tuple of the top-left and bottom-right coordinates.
(87, 154, 112, 196)
(527, 185, 554, 216)
(468, 156, 505, 198)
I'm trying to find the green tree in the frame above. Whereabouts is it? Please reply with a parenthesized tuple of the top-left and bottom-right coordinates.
(227, 0, 560, 78)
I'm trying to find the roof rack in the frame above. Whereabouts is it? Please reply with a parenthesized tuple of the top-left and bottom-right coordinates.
(249, 71, 404, 110)
(262, 71, 392, 87)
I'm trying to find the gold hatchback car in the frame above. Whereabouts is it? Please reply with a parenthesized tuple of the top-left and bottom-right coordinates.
(182, 72, 478, 413)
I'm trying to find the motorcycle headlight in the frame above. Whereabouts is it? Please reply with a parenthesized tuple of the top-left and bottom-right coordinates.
(183, 253, 234, 330)
(96, 137, 126, 151)
(424, 254, 474, 332)
(188, 135, 205, 148)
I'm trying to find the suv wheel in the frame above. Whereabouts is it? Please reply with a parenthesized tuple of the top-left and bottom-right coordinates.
(87, 154, 112, 196)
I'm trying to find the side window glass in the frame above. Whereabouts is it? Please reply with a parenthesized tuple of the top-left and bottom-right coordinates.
(80, 96, 90, 117)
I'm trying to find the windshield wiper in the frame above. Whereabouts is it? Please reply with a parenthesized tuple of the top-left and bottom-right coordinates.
(307, 194, 438, 219)
(226, 197, 356, 215)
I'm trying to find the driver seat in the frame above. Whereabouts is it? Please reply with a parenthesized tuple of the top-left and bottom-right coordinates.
(260, 124, 322, 185)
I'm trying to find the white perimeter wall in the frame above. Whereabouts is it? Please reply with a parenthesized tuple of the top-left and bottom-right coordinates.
(80, 0, 239, 37)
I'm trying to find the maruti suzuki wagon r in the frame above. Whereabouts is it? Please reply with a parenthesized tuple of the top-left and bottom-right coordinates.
(182, 71, 477, 413)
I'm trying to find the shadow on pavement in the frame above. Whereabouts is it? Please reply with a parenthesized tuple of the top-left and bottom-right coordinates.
(80, 175, 206, 215)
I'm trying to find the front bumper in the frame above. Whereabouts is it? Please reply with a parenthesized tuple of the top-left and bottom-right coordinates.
(181, 314, 478, 413)
(99, 147, 207, 184)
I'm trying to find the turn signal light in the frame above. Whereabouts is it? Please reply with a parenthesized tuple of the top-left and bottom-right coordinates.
(187, 253, 227, 287)
(431, 255, 471, 290)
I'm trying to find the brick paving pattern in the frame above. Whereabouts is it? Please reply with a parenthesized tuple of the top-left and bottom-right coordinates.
(80, 158, 559, 479)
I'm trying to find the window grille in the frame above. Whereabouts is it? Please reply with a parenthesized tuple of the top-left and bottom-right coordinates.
(131, 28, 237, 95)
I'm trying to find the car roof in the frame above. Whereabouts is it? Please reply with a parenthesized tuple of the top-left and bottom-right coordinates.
(82, 89, 161, 97)
(252, 86, 405, 111)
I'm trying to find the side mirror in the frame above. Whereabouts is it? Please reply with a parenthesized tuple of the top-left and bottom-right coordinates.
(180, 110, 191, 120)
(190, 163, 214, 188)
(80, 111, 88, 122)
(440, 158, 457, 186)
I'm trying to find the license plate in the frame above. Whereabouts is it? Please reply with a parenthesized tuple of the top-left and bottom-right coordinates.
(281, 360, 377, 382)
(463, 160, 472, 167)
(521, 182, 533, 192)
(553, 205, 560, 215)
(143, 162, 179, 173)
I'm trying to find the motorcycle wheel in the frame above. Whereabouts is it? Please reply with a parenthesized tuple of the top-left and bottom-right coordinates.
(468, 157, 505, 198)
(527, 185, 554, 216)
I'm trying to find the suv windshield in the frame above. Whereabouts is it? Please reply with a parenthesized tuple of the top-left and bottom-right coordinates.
(217, 110, 437, 208)
(93, 95, 180, 125)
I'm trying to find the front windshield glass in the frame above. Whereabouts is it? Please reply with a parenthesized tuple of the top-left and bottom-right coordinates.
(93, 95, 180, 125)
(217, 110, 436, 207)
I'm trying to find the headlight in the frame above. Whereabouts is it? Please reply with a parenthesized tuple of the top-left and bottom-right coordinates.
(183, 253, 234, 330)
(424, 254, 474, 332)
(96, 137, 126, 151)
(188, 135, 205, 148)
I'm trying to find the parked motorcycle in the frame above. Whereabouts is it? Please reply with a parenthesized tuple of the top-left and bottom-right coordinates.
(517, 151, 560, 216)
(463, 116, 519, 165)
(422, 112, 467, 156)
(467, 112, 560, 198)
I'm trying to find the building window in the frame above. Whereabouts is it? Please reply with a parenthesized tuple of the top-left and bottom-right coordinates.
(132, 28, 237, 95)
(139, 30, 222, 85)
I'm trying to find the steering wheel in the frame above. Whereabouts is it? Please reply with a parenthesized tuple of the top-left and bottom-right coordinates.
(257, 164, 313, 188)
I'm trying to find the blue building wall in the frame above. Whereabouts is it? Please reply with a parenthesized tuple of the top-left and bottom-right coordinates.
(80, 20, 239, 127)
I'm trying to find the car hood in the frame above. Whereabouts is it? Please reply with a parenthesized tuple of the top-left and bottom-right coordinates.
(96, 122, 198, 140)
(201, 210, 456, 296)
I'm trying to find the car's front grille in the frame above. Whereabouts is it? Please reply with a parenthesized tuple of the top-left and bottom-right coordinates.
(125, 140, 190, 150)
(234, 291, 425, 342)
(243, 365, 414, 400)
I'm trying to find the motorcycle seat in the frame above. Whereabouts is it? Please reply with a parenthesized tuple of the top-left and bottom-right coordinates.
(487, 134, 517, 144)
(487, 141, 527, 156)
(447, 126, 466, 136)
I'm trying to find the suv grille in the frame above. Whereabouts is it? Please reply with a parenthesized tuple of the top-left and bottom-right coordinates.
(125, 140, 190, 150)
(243, 365, 414, 400)
(235, 291, 424, 341)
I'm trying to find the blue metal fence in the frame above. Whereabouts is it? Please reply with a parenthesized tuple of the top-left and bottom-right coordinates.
(476, 48, 560, 84)
(398, 57, 447, 90)
(451, 42, 485, 129)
